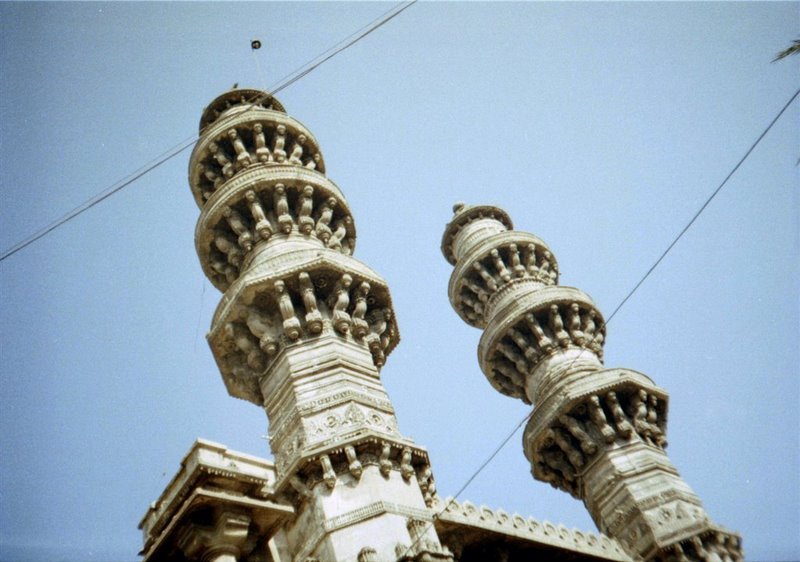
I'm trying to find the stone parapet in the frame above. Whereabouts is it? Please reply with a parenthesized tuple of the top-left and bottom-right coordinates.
(138, 439, 293, 562)
(433, 496, 632, 561)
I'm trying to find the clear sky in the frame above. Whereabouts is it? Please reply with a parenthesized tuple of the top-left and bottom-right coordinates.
(1, 2, 798, 561)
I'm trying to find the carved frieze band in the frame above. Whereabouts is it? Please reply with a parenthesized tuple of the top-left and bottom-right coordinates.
(449, 233, 560, 328)
(196, 172, 356, 290)
(270, 402, 401, 469)
(476, 296, 606, 402)
(267, 389, 397, 452)
(190, 109, 326, 208)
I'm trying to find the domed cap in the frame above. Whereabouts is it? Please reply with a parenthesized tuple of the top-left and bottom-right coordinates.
(199, 88, 286, 133)
(441, 202, 513, 265)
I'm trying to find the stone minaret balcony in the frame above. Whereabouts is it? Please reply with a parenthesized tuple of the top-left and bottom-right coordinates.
(441, 203, 743, 562)
(186, 88, 452, 562)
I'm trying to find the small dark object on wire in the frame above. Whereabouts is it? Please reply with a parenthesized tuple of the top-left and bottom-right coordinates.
(251, 39, 262, 50)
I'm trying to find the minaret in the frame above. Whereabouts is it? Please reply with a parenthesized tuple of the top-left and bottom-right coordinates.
(440, 203, 743, 562)
(189, 88, 452, 562)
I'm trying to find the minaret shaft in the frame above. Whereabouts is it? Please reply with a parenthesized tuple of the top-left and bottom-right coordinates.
(187, 89, 452, 562)
(441, 203, 743, 562)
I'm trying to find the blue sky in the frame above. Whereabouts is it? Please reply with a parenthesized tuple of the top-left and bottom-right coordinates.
(1, 2, 798, 561)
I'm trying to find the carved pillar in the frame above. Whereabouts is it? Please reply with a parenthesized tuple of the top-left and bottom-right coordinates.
(440, 203, 743, 562)
(187, 88, 447, 561)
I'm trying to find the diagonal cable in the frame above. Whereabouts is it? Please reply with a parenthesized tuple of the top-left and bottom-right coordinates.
(396, 85, 800, 560)
(0, 0, 416, 263)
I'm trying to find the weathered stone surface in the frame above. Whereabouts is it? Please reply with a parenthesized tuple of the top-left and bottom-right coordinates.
(153, 88, 446, 561)
(440, 203, 743, 561)
(142, 90, 706, 562)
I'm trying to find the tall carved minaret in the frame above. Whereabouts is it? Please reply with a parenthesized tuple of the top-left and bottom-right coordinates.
(440, 203, 743, 562)
(189, 88, 452, 562)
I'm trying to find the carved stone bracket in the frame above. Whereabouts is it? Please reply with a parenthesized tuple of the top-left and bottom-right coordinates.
(273, 437, 433, 508)
(208, 267, 400, 404)
(526, 384, 669, 498)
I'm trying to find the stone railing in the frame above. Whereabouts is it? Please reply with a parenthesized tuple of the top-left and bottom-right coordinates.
(433, 497, 632, 561)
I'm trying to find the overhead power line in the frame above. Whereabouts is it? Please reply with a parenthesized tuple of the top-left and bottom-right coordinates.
(604, 86, 800, 324)
(0, 0, 416, 263)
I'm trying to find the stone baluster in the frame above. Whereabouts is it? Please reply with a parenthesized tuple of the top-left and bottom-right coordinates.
(225, 322, 265, 371)
(548, 304, 571, 348)
(273, 184, 293, 234)
(274, 280, 301, 341)
(525, 312, 554, 355)
(587, 395, 617, 443)
(329, 274, 353, 334)
(315, 197, 336, 244)
(524, 244, 538, 276)
(558, 414, 597, 455)
(328, 218, 350, 250)
(296, 185, 315, 235)
(288, 134, 306, 165)
(379, 443, 392, 476)
(223, 206, 253, 252)
(244, 306, 279, 356)
(209, 141, 234, 179)
(304, 153, 321, 170)
(227, 128, 252, 170)
(320, 454, 336, 489)
(345, 445, 362, 479)
(567, 303, 586, 346)
(253, 123, 272, 163)
(245, 190, 272, 242)
(214, 233, 242, 267)
(298, 272, 323, 335)
(351, 281, 371, 339)
(472, 261, 499, 292)
(400, 448, 414, 481)
(508, 243, 526, 278)
(490, 249, 512, 283)
(272, 124, 287, 162)
(606, 391, 634, 439)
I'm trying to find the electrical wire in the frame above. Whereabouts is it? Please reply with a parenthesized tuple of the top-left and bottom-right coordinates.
(0, 0, 416, 263)
(0, 136, 197, 262)
(603, 86, 800, 325)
